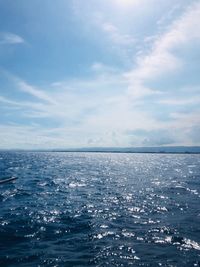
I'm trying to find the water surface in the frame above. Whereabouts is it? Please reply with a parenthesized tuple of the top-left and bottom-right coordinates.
(0, 152, 200, 266)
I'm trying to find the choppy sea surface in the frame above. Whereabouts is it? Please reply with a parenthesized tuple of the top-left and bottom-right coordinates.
(0, 152, 200, 267)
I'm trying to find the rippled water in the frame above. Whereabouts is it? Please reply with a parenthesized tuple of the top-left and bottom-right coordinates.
(0, 152, 200, 266)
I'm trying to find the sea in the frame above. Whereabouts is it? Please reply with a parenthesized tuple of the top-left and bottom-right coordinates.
(0, 152, 200, 267)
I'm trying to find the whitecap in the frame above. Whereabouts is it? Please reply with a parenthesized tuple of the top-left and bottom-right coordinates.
(100, 224, 108, 229)
(94, 231, 115, 239)
(68, 182, 86, 188)
(122, 229, 135, 238)
(157, 206, 168, 212)
(182, 238, 200, 251)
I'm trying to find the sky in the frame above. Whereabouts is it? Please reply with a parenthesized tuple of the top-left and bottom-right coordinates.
(0, 0, 200, 149)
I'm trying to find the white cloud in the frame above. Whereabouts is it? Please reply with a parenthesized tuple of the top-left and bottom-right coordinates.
(0, 32, 24, 45)
(0, 69, 158, 148)
(127, 82, 161, 99)
(1, 71, 125, 123)
(102, 22, 135, 46)
(170, 111, 200, 128)
(0, 95, 22, 106)
(1, 71, 55, 105)
(125, 1, 200, 96)
(91, 62, 121, 75)
(0, 124, 72, 149)
(17, 80, 56, 104)
(1, 80, 199, 148)
(113, 0, 141, 8)
(158, 96, 200, 106)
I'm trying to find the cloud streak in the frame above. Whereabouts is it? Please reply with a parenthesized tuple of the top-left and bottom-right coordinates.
(17, 80, 56, 104)
(0, 32, 24, 45)
(102, 22, 135, 46)
(125, 1, 200, 96)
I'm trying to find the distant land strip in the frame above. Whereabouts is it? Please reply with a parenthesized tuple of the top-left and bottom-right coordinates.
(1, 146, 200, 154)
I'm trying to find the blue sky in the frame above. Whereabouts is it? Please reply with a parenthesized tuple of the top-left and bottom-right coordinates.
(0, 0, 200, 149)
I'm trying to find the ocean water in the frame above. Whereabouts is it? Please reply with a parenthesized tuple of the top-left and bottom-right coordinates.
(0, 152, 200, 267)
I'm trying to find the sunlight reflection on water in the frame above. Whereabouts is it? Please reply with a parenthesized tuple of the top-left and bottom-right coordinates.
(0, 152, 200, 266)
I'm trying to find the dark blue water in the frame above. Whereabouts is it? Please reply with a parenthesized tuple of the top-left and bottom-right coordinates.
(0, 152, 200, 267)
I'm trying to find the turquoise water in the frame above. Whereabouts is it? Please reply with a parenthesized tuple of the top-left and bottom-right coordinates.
(0, 152, 200, 266)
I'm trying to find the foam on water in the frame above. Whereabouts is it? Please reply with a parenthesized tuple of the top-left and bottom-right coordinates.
(0, 152, 200, 266)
